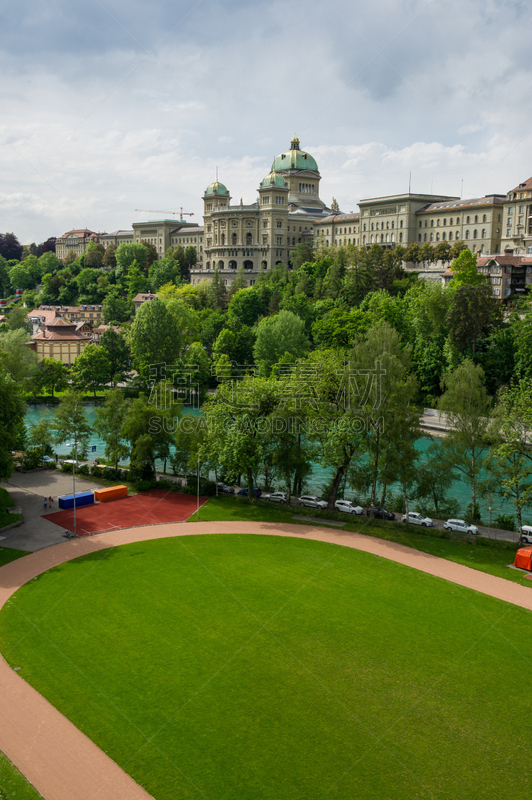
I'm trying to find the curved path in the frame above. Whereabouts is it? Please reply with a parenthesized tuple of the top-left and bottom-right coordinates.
(1, 520, 531, 800)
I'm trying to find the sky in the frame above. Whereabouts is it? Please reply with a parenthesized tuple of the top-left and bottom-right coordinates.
(1, 0, 532, 244)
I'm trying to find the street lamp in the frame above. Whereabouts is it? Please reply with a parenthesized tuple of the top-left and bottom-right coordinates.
(66, 441, 79, 536)
(196, 455, 200, 520)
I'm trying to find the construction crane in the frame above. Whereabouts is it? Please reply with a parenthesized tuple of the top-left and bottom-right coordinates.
(134, 207, 194, 220)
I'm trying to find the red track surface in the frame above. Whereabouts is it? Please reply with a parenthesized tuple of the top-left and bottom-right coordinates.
(43, 489, 208, 535)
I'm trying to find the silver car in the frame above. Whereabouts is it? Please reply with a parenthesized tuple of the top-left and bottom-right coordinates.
(443, 518, 478, 535)
(335, 500, 364, 515)
(298, 495, 328, 509)
(264, 491, 287, 504)
(402, 511, 433, 527)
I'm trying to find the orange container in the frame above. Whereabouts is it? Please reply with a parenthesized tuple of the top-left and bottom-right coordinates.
(94, 485, 128, 502)
(514, 547, 532, 571)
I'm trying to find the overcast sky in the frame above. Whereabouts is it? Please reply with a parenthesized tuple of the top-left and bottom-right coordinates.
(1, 0, 531, 244)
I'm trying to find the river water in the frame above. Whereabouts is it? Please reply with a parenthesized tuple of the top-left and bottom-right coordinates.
(25, 404, 527, 524)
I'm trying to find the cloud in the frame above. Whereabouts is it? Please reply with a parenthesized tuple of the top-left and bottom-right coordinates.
(1, 0, 532, 242)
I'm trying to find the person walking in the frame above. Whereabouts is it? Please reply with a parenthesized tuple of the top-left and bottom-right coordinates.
(48, 495, 53, 508)
(43, 497, 47, 510)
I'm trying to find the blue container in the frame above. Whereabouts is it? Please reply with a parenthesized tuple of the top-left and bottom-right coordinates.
(58, 491, 94, 510)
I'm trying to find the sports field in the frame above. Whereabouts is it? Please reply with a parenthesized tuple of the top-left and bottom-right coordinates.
(42, 489, 208, 534)
(1, 533, 532, 799)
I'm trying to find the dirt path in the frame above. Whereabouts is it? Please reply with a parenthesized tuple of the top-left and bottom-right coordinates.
(1, 520, 531, 800)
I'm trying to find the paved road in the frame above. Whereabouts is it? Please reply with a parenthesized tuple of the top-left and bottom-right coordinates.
(0, 469, 98, 551)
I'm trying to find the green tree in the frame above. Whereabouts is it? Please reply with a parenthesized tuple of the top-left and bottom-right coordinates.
(94, 389, 130, 468)
(487, 380, 532, 540)
(253, 310, 309, 376)
(6, 305, 31, 332)
(184, 342, 212, 406)
(27, 415, 56, 459)
(130, 297, 181, 379)
(449, 248, 483, 287)
(83, 242, 105, 269)
(0, 255, 11, 296)
(115, 243, 148, 279)
(99, 328, 131, 385)
(140, 240, 158, 268)
(8, 263, 34, 291)
(0, 328, 37, 383)
(438, 360, 492, 522)
(121, 393, 176, 477)
(53, 390, 92, 458)
(446, 283, 502, 355)
(103, 287, 133, 323)
(103, 244, 117, 269)
(31, 357, 69, 398)
(127, 261, 149, 299)
(415, 442, 459, 517)
(351, 322, 418, 512)
(71, 344, 112, 397)
(0, 364, 26, 480)
(228, 288, 264, 327)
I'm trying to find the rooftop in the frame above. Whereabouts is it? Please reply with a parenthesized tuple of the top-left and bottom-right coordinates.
(418, 195, 506, 212)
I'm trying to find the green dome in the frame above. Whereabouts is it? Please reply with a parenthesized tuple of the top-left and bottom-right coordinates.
(205, 180, 229, 196)
(260, 171, 287, 187)
(271, 137, 318, 173)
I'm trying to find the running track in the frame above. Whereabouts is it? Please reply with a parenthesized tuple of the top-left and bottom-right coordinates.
(1, 520, 532, 800)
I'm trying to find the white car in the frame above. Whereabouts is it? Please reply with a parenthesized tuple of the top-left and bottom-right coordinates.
(298, 495, 328, 509)
(521, 526, 532, 544)
(443, 519, 478, 535)
(335, 500, 364, 515)
(264, 492, 288, 504)
(402, 511, 433, 527)
(62, 459, 84, 469)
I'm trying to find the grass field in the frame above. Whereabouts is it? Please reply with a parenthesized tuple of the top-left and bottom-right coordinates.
(0, 751, 43, 800)
(1, 534, 532, 799)
(193, 495, 532, 587)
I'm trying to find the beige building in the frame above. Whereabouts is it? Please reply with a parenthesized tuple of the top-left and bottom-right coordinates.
(500, 177, 532, 255)
(314, 212, 360, 247)
(416, 195, 505, 255)
(55, 229, 101, 261)
(131, 219, 201, 258)
(30, 314, 91, 364)
(191, 136, 333, 285)
(99, 229, 134, 249)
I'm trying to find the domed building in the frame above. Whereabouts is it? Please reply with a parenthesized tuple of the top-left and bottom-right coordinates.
(199, 137, 334, 285)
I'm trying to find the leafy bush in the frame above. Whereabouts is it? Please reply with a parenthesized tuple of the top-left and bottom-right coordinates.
(77, 464, 90, 475)
(493, 514, 515, 532)
(464, 502, 482, 525)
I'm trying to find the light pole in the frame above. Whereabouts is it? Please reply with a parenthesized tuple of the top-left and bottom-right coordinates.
(67, 441, 78, 536)
(196, 454, 200, 520)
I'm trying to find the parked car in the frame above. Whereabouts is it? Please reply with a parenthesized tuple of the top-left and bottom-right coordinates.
(62, 459, 84, 469)
(335, 500, 364, 515)
(402, 511, 433, 527)
(443, 518, 478, 535)
(216, 483, 234, 494)
(263, 491, 288, 504)
(40, 455, 55, 465)
(237, 486, 262, 498)
(298, 495, 328, 509)
(521, 525, 532, 544)
(366, 507, 395, 521)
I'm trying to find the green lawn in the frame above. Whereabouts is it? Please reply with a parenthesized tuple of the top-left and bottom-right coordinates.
(192, 495, 532, 587)
(0, 751, 43, 799)
(0, 547, 30, 569)
(1, 534, 532, 799)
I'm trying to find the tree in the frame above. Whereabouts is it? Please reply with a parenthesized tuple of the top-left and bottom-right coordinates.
(0, 328, 37, 383)
(121, 393, 175, 478)
(184, 342, 212, 406)
(438, 360, 492, 523)
(293, 349, 367, 511)
(0, 255, 11, 297)
(351, 322, 418, 512)
(446, 283, 502, 355)
(71, 345, 112, 397)
(102, 287, 133, 323)
(27, 415, 56, 459)
(8, 263, 34, 291)
(0, 233, 23, 261)
(253, 310, 309, 376)
(140, 240, 158, 268)
(115, 243, 148, 279)
(449, 248, 483, 287)
(6, 305, 31, 332)
(31, 357, 69, 398)
(53, 391, 92, 458)
(99, 328, 131, 385)
(209, 269, 228, 310)
(487, 380, 532, 540)
(94, 389, 130, 468)
(130, 297, 181, 379)
(126, 261, 149, 298)
(291, 243, 314, 270)
(228, 288, 264, 327)
(83, 242, 105, 269)
(0, 364, 26, 480)
(103, 244, 117, 269)
(415, 442, 459, 517)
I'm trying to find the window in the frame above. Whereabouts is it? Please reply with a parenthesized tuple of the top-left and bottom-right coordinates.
(418, 234, 422, 242)
(275, 196, 284, 205)
(246, 233, 252, 245)
(262, 235, 267, 244)
(424, 233, 428, 242)
(262, 196, 269, 204)
(419, 221, 422, 228)
(399, 232, 403, 242)
(437, 219, 440, 226)
(400, 220, 403, 228)
(483, 214, 487, 223)
(481, 229, 486, 239)
(436, 233, 440, 241)
(465, 230, 470, 239)
(474, 215, 478, 224)
(430, 233, 434, 241)
(431, 220, 434, 227)
(425, 220, 428, 227)
(263, 221, 267, 228)
(276, 221, 282, 228)
(519, 205, 525, 213)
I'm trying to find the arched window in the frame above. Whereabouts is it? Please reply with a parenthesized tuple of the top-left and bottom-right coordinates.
(465, 230, 470, 239)
(371, 223, 374, 231)
(431, 220, 434, 227)
(443, 218, 447, 226)
(482, 229, 486, 239)
(391, 221, 395, 229)
(436, 233, 440, 241)
(229, 260, 237, 269)
(449, 217, 453, 225)
(448, 232, 452, 241)
(456, 231, 460, 240)
(473, 230, 478, 239)
(218, 260, 224, 269)
(442, 232, 446, 240)
(466, 216, 470, 224)
(261, 260, 267, 269)
(243, 260, 253, 270)
(430, 233, 434, 241)
(400, 220, 403, 228)
(424, 233, 428, 242)
(399, 232, 403, 242)
(483, 214, 487, 223)
(474, 215, 478, 224)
